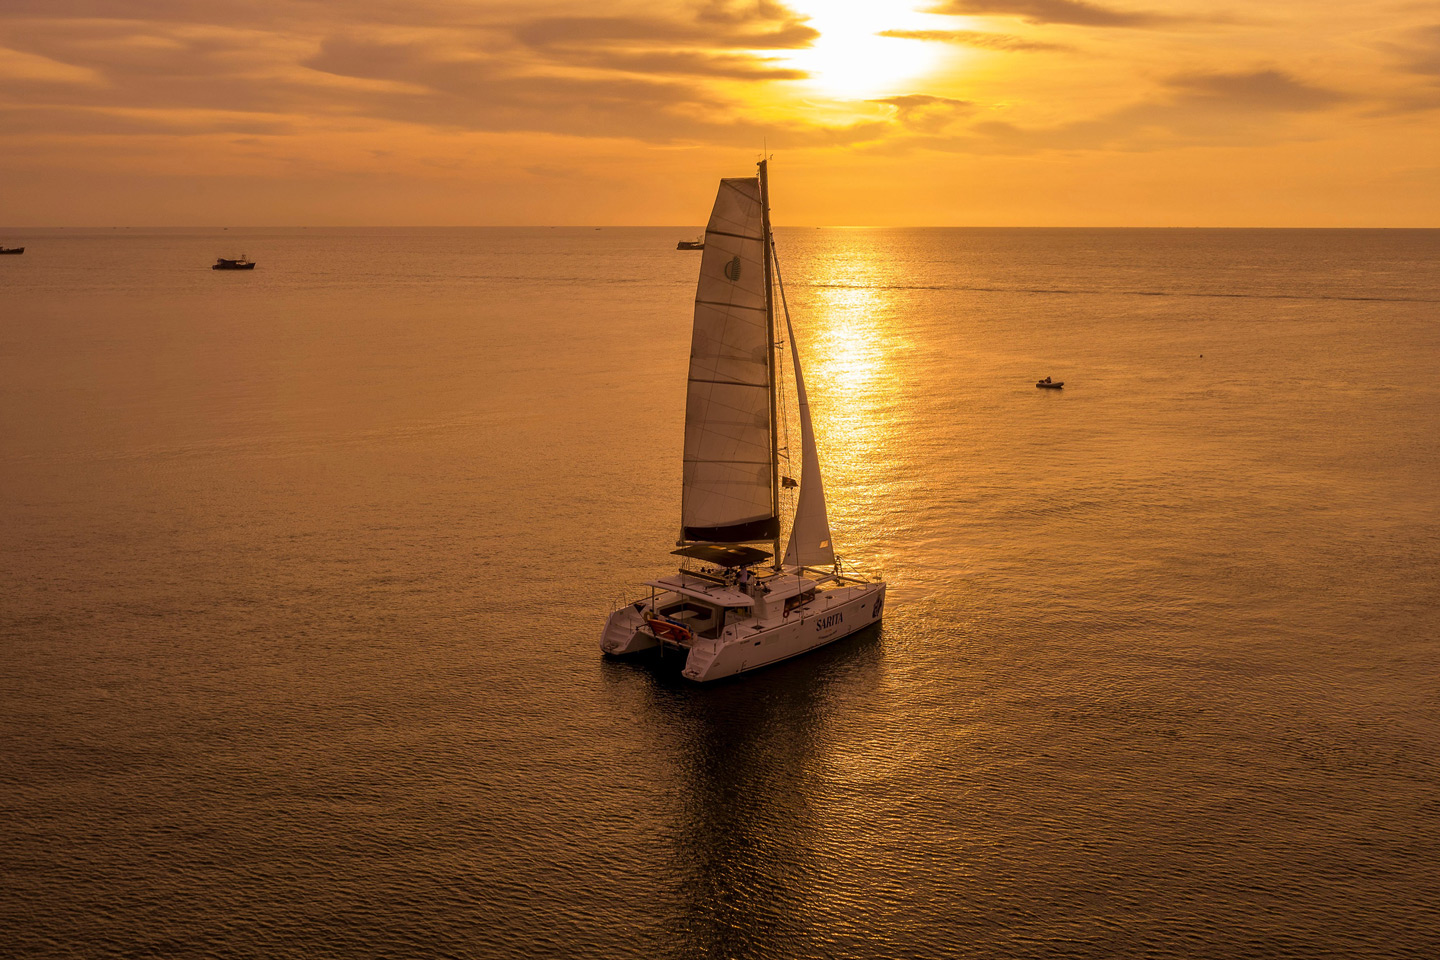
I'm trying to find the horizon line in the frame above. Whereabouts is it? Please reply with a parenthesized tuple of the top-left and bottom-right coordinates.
(5, 224, 1439, 231)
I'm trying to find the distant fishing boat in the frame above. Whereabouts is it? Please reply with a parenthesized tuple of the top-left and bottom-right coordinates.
(0, 246, 23, 255)
(676, 238, 704, 250)
(601, 161, 886, 682)
(1037, 377, 1063, 389)
(212, 256, 255, 270)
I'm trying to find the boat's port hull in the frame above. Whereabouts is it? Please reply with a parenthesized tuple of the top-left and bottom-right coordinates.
(600, 598, 666, 655)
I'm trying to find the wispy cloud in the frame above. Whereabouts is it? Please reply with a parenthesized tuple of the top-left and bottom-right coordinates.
(511, 13, 817, 52)
(1384, 22, 1440, 76)
(506, 5, 818, 80)
(0, 104, 294, 137)
(1368, 22, 1440, 114)
(877, 29, 1068, 51)
(922, 68, 1350, 154)
(0, 45, 104, 85)
(0, 2, 839, 145)
(869, 93, 975, 132)
(925, 0, 1189, 28)
(547, 49, 806, 80)
(1161, 69, 1347, 112)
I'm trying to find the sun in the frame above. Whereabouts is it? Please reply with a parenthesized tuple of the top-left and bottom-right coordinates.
(782, 1, 942, 100)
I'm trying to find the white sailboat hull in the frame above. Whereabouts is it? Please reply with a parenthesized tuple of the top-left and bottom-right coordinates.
(683, 581, 885, 682)
(601, 581, 885, 682)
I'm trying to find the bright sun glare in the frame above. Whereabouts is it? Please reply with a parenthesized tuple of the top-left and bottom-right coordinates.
(783, 1, 940, 99)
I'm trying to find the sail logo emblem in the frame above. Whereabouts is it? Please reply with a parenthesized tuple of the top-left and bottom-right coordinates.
(723, 256, 742, 282)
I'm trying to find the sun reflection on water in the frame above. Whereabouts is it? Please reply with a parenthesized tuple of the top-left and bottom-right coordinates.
(781, 235, 910, 572)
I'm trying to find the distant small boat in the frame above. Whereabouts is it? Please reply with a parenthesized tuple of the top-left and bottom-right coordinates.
(0, 246, 23, 255)
(212, 256, 255, 270)
(1036, 378, 1064, 389)
(676, 238, 704, 251)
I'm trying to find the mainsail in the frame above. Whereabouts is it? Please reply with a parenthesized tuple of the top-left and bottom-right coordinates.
(681, 177, 778, 543)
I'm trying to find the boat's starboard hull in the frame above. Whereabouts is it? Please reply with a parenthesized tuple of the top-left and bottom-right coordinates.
(602, 580, 885, 682)
(683, 581, 885, 681)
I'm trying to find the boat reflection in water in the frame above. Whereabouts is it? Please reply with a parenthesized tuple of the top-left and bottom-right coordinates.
(607, 624, 887, 957)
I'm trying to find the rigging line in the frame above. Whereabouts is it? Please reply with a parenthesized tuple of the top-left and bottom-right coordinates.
(769, 234, 795, 529)
(704, 229, 765, 243)
(694, 299, 765, 312)
(770, 235, 795, 336)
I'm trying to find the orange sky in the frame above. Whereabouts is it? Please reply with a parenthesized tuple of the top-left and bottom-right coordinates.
(2, 0, 1438, 225)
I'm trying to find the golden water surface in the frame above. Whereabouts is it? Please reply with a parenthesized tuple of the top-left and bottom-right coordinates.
(3, 227, 1438, 957)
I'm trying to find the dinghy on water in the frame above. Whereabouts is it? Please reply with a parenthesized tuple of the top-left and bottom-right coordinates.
(1037, 377, 1063, 389)
(212, 256, 255, 270)
(600, 161, 886, 682)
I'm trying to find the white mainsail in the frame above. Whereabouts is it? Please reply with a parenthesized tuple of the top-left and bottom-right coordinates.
(781, 287, 836, 570)
(681, 177, 778, 543)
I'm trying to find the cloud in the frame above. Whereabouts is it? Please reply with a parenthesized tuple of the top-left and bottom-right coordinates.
(915, 68, 1349, 155)
(300, 33, 873, 146)
(697, 0, 803, 24)
(870, 94, 975, 132)
(1384, 23, 1440, 76)
(510, 13, 817, 53)
(0, 104, 292, 137)
(302, 33, 716, 137)
(0, 46, 104, 85)
(1162, 69, 1347, 112)
(1368, 23, 1440, 113)
(873, 94, 974, 110)
(501, 2, 818, 84)
(876, 29, 1069, 51)
(554, 49, 806, 80)
(925, 0, 1186, 28)
(0, 2, 1363, 166)
(497, 6, 818, 90)
(0, 2, 834, 145)
(0, 20, 332, 116)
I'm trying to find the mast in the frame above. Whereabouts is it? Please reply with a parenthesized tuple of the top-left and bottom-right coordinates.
(758, 159, 781, 569)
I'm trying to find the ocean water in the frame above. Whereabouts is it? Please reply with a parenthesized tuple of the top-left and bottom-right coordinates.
(2, 226, 1438, 958)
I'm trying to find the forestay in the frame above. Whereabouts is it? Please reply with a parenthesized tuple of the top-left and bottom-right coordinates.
(681, 177, 778, 543)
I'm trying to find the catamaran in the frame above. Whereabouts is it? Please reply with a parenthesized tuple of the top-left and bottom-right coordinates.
(599, 161, 886, 682)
